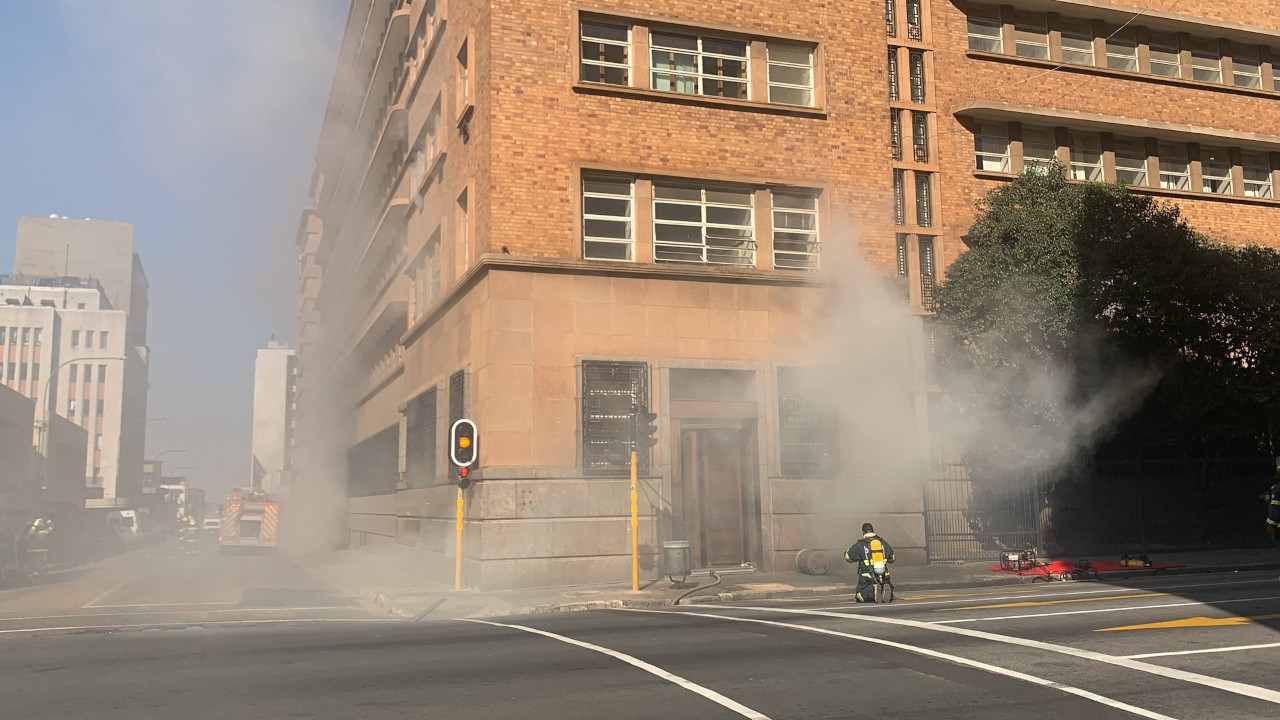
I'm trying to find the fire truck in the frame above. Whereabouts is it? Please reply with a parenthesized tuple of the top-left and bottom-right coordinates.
(219, 488, 281, 549)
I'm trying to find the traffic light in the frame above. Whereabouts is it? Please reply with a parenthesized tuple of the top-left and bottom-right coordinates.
(451, 418, 477, 488)
(633, 410, 658, 449)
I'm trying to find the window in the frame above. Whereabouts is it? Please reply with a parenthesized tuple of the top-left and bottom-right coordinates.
(582, 361, 649, 476)
(908, 50, 926, 102)
(893, 170, 906, 225)
(777, 367, 836, 476)
(919, 236, 937, 309)
(651, 33, 748, 99)
(1158, 142, 1190, 190)
(582, 174, 634, 261)
(653, 183, 754, 265)
(456, 38, 471, 107)
(77, 303, 85, 309)
(21, 328, 30, 346)
(974, 123, 1010, 172)
(32, 363, 39, 382)
(772, 192, 820, 270)
(32, 328, 41, 346)
(1059, 20, 1095, 66)
(885, 0, 896, 37)
(1069, 131, 1103, 182)
(889, 110, 903, 160)
(1106, 30, 1138, 71)
(915, 172, 933, 227)
(406, 388, 437, 488)
(1148, 33, 1181, 78)
(1243, 152, 1273, 198)
(1022, 127, 1057, 174)
(69, 365, 77, 385)
(887, 48, 899, 101)
(456, 188, 470, 273)
(98, 364, 107, 383)
(580, 21, 630, 85)
(99, 331, 108, 349)
(1190, 41, 1221, 83)
(67, 398, 76, 416)
(97, 399, 104, 416)
(1232, 51, 1262, 88)
(0, 328, 5, 345)
(1113, 137, 1149, 186)
(895, 234, 910, 301)
(766, 43, 814, 106)
(19, 363, 27, 380)
(83, 364, 92, 384)
(1013, 12, 1049, 60)
(5, 364, 12, 381)
(906, 0, 923, 41)
(967, 14, 1002, 52)
(1200, 146, 1232, 194)
(412, 231, 442, 318)
(910, 111, 929, 162)
(85, 331, 94, 347)
(409, 98, 441, 203)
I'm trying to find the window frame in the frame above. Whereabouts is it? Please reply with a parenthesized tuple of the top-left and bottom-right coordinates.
(582, 174, 636, 262)
(908, 49, 926, 103)
(1012, 12, 1050, 60)
(1069, 131, 1104, 182)
(1022, 127, 1058, 174)
(1158, 142, 1191, 190)
(1112, 137, 1149, 186)
(581, 360, 650, 477)
(974, 123, 1011, 173)
(771, 191, 821, 271)
(1231, 50, 1262, 88)
(966, 14, 1003, 53)
(1058, 20, 1095, 66)
(580, 20, 632, 86)
(1189, 41, 1222, 83)
(915, 172, 934, 227)
(1242, 152, 1274, 198)
(1148, 33, 1182, 78)
(1105, 30, 1138, 71)
(652, 182, 756, 267)
(766, 42, 815, 107)
(1199, 146, 1233, 194)
(650, 31, 750, 100)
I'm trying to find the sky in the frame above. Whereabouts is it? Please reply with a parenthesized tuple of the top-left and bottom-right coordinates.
(0, 2, 347, 498)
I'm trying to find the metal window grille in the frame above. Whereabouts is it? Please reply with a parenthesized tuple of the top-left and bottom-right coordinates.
(915, 172, 933, 227)
(580, 22, 631, 86)
(907, 0, 923, 40)
(887, 49, 900, 101)
(889, 110, 903, 160)
(772, 192, 821, 270)
(885, 0, 896, 37)
(582, 361, 649, 476)
(919, 235, 937, 309)
(406, 388, 437, 488)
(777, 367, 836, 477)
(651, 33, 748, 99)
(909, 50, 926, 102)
(895, 233, 910, 302)
(653, 184, 755, 266)
(911, 111, 929, 162)
(448, 370, 465, 468)
(347, 426, 400, 497)
(893, 170, 906, 225)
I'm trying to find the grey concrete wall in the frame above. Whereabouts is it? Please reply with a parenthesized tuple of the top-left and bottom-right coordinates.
(251, 344, 295, 494)
(15, 217, 138, 316)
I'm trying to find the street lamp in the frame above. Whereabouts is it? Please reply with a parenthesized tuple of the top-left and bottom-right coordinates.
(36, 355, 127, 497)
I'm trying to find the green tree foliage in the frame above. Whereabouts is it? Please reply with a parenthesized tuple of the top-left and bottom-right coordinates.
(936, 169, 1280, 546)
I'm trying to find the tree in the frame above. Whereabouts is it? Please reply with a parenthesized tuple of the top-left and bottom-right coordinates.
(935, 169, 1280, 547)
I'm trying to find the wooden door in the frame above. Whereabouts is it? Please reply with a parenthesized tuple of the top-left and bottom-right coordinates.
(697, 429, 745, 567)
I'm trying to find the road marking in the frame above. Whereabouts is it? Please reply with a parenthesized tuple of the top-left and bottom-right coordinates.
(463, 618, 771, 720)
(961, 592, 1161, 610)
(811, 577, 1280, 612)
(0, 607, 360, 623)
(1127, 642, 1280, 659)
(620, 608, 1177, 720)
(81, 581, 126, 608)
(0, 618, 400, 635)
(1101, 613, 1280, 632)
(83, 601, 238, 609)
(935, 594, 1280, 625)
(728, 605, 1280, 705)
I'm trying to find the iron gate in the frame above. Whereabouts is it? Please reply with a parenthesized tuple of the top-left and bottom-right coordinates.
(924, 466, 1042, 562)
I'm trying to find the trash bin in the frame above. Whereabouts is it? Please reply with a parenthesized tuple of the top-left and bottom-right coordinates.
(663, 540, 691, 582)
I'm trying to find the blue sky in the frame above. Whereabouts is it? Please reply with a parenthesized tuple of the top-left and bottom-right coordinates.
(0, 2, 346, 497)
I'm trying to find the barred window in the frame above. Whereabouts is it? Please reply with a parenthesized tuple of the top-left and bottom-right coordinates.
(582, 361, 649, 476)
(653, 183, 755, 266)
(893, 169, 906, 225)
(895, 233, 910, 302)
(885, 0, 897, 37)
(919, 235, 937, 309)
(906, 0, 922, 40)
(908, 50, 926, 102)
(887, 48, 899, 101)
(778, 367, 836, 477)
(889, 109, 903, 160)
(581, 21, 630, 85)
(911, 111, 929, 162)
(915, 172, 933, 227)
(406, 388, 437, 488)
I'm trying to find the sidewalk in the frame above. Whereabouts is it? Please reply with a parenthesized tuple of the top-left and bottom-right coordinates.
(308, 545, 1280, 621)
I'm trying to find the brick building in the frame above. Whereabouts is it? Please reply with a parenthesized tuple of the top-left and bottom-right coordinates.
(295, 0, 1280, 588)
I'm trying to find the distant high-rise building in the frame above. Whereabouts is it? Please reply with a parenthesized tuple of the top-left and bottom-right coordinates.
(249, 339, 297, 495)
(7, 216, 150, 501)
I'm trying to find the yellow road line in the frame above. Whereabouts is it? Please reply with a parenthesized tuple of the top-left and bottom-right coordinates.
(1101, 613, 1280, 632)
(960, 592, 1162, 611)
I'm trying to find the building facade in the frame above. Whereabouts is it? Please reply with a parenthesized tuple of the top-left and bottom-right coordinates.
(296, 0, 1280, 588)
(249, 339, 298, 495)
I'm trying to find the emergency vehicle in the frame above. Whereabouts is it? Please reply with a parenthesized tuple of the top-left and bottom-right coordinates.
(219, 488, 281, 549)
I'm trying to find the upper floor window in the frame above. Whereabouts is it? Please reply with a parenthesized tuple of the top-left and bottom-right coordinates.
(1113, 137, 1148, 186)
(766, 43, 815, 106)
(887, 49, 900, 101)
(1148, 33, 1181, 78)
(99, 331, 108, 349)
(915, 172, 933, 227)
(1059, 19, 1095, 66)
(974, 123, 1010, 172)
(1069, 131, 1103, 182)
(967, 14, 1002, 53)
(71, 329, 79, 348)
(580, 21, 630, 86)
(1013, 12, 1049, 60)
(582, 361, 648, 476)
(1022, 127, 1057, 174)
(653, 183, 754, 266)
(1190, 41, 1222, 83)
(908, 50, 926, 102)
(890, 109, 903, 160)
(582, 174, 634, 261)
(1232, 51, 1262, 88)
(911, 111, 929, 162)
(650, 33, 748, 99)
(772, 193, 820, 270)
(1158, 142, 1190, 190)
(885, 0, 897, 37)
(411, 230, 442, 319)
(905, 0, 923, 40)
(1200, 146, 1232, 194)
(893, 170, 906, 225)
(1243, 152, 1274, 198)
(1105, 30, 1138, 71)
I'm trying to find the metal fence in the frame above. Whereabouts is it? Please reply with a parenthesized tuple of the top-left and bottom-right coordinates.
(924, 465, 1042, 562)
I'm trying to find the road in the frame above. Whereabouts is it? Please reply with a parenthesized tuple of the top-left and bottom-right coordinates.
(2, 543, 1278, 719)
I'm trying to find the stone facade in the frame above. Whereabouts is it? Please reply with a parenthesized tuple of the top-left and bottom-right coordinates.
(297, 1, 1280, 588)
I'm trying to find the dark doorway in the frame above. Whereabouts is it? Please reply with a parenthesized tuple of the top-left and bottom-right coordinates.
(677, 426, 757, 568)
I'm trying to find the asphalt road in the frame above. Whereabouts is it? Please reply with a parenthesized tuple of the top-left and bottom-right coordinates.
(2, 543, 1278, 719)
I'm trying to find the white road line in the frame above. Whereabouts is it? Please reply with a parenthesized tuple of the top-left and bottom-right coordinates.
(810, 577, 1280, 611)
(620, 608, 1176, 720)
(84, 601, 238, 609)
(933, 594, 1280, 625)
(81, 581, 126, 608)
(729, 605, 1280, 706)
(464, 618, 772, 720)
(1127, 642, 1280, 660)
(0, 607, 359, 623)
(0, 618, 400, 635)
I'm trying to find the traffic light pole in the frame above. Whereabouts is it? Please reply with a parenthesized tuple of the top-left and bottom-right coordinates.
(630, 448, 639, 592)
(454, 486, 464, 592)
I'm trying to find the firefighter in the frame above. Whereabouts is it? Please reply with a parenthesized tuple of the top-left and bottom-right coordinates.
(845, 522, 895, 602)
